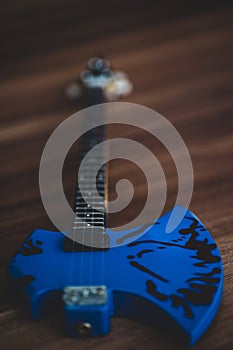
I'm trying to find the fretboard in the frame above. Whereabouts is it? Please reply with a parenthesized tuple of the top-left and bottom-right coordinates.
(64, 87, 110, 251)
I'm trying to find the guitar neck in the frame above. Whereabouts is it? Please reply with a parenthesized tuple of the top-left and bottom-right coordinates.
(64, 57, 132, 251)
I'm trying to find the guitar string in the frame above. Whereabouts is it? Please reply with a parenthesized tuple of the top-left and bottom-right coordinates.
(69, 150, 79, 285)
(87, 103, 107, 287)
(69, 94, 107, 289)
(102, 119, 110, 286)
(89, 139, 95, 287)
(70, 137, 88, 286)
(89, 123, 106, 286)
(100, 119, 107, 286)
(80, 144, 88, 286)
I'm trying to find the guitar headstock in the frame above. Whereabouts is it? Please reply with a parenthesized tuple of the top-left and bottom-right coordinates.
(66, 56, 133, 101)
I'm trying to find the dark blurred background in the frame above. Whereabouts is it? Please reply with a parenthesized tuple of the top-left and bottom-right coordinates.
(0, 1, 233, 350)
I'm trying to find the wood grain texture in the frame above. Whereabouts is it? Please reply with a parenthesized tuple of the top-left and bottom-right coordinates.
(0, 1, 232, 349)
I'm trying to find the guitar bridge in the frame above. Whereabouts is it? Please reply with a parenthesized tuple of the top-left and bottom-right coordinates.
(63, 285, 110, 337)
(63, 285, 107, 306)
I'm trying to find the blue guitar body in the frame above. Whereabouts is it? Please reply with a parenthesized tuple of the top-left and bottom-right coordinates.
(8, 207, 223, 345)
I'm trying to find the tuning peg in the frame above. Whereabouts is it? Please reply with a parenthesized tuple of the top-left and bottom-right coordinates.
(104, 71, 133, 101)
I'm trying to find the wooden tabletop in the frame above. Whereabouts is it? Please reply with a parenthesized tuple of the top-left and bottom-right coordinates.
(0, 1, 232, 349)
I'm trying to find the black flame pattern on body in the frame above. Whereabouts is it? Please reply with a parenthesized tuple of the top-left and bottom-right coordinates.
(127, 217, 221, 319)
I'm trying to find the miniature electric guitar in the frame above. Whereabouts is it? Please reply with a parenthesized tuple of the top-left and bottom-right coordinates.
(8, 58, 223, 345)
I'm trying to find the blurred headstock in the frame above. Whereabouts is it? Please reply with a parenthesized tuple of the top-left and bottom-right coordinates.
(66, 57, 133, 101)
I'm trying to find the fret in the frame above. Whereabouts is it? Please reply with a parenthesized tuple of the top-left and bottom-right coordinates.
(78, 178, 105, 181)
(77, 182, 105, 187)
(77, 161, 105, 166)
(78, 157, 106, 161)
(74, 206, 105, 211)
(78, 173, 105, 178)
(75, 191, 105, 195)
(75, 211, 105, 215)
(73, 224, 105, 228)
(72, 230, 105, 233)
(79, 179, 104, 182)
(74, 211, 105, 215)
(78, 185, 105, 189)
(78, 160, 106, 163)
(75, 197, 105, 201)
(77, 169, 105, 174)
(77, 180, 105, 185)
(76, 185, 104, 190)
(74, 191, 105, 199)
(74, 219, 105, 224)
(75, 202, 105, 207)
(88, 168, 104, 172)
(73, 226, 104, 230)
(74, 218, 105, 224)
(72, 227, 105, 231)
(75, 206, 105, 210)
(75, 203, 104, 208)
(75, 212, 105, 217)
(77, 179, 105, 184)
(74, 222, 105, 226)
(74, 220, 105, 225)
(78, 193, 105, 196)
(74, 214, 105, 219)
(76, 190, 105, 194)
(75, 209, 105, 213)
(73, 223, 106, 227)
(73, 225, 105, 230)
(75, 189, 104, 198)
(73, 223, 105, 228)
(78, 181, 104, 186)
(75, 200, 105, 206)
